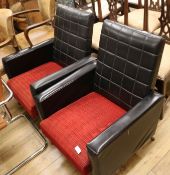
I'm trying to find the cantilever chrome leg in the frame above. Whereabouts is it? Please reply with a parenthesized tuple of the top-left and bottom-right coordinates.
(0, 79, 48, 175)
(4, 114, 48, 175)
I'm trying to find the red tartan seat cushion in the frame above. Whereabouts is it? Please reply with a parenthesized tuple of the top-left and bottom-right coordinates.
(8, 62, 62, 118)
(40, 92, 127, 175)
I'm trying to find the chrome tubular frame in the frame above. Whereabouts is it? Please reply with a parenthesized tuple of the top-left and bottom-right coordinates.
(0, 79, 48, 175)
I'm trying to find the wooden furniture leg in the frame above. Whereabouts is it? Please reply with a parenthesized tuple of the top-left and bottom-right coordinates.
(0, 78, 3, 101)
(0, 115, 7, 130)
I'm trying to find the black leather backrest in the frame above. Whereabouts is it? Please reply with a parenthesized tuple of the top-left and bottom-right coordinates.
(57, 0, 76, 7)
(94, 20, 165, 110)
(53, 4, 94, 66)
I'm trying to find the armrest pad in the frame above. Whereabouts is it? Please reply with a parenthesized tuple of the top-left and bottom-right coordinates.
(87, 92, 164, 175)
(87, 92, 163, 154)
(2, 39, 54, 78)
(0, 38, 12, 48)
(24, 19, 52, 47)
(31, 56, 96, 96)
(13, 9, 40, 16)
(34, 61, 96, 119)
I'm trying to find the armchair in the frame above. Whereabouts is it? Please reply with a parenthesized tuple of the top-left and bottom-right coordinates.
(0, 8, 16, 75)
(38, 21, 165, 175)
(91, 0, 124, 50)
(13, 0, 55, 49)
(7, 1, 28, 31)
(152, 1, 170, 102)
(77, 0, 123, 22)
(117, 0, 162, 33)
(3, 4, 95, 119)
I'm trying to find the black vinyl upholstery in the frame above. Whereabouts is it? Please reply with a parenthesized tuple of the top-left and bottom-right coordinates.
(36, 21, 165, 175)
(94, 20, 165, 110)
(3, 5, 95, 79)
(57, 0, 76, 7)
(53, 4, 94, 66)
(3, 4, 95, 120)
(3, 40, 54, 79)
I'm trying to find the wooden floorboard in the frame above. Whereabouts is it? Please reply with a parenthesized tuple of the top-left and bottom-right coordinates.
(152, 150, 170, 175)
(1, 77, 170, 175)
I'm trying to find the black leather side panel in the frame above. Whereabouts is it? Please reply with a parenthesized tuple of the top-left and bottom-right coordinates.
(34, 61, 96, 119)
(87, 92, 164, 175)
(3, 39, 54, 78)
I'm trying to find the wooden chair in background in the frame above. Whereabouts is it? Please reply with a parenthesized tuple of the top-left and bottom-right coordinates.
(0, 0, 55, 51)
(117, 0, 162, 32)
(0, 9, 15, 128)
(0, 8, 16, 75)
(0, 0, 38, 31)
(77, 0, 118, 21)
(153, 0, 170, 103)
(13, 0, 55, 49)
(91, 0, 124, 50)
(6, 0, 28, 31)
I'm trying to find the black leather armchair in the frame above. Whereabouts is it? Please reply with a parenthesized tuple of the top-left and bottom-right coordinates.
(2, 4, 95, 119)
(38, 20, 165, 175)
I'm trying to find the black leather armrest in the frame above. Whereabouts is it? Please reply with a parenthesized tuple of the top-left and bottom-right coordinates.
(34, 61, 97, 119)
(30, 56, 96, 96)
(2, 39, 54, 78)
(87, 92, 164, 175)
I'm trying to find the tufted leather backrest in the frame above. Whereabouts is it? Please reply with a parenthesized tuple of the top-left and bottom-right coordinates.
(57, 0, 76, 7)
(53, 4, 94, 66)
(94, 20, 165, 110)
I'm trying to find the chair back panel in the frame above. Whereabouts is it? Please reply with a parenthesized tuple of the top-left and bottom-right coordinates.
(0, 9, 14, 41)
(148, 0, 163, 11)
(53, 4, 94, 66)
(38, 0, 55, 20)
(57, 0, 76, 7)
(94, 20, 165, 110)
(159, 0, 170, 43)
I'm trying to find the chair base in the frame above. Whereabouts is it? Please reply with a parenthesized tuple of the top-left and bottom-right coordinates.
(3, 114, 48, 175)
(0, 78, 48, 175)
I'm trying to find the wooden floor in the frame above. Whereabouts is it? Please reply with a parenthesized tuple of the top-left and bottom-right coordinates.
(1, 86, 170, 175)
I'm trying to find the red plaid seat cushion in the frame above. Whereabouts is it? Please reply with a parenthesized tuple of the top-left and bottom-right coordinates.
(40, 92, 126, 175)
(8, 62, 62, 118)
